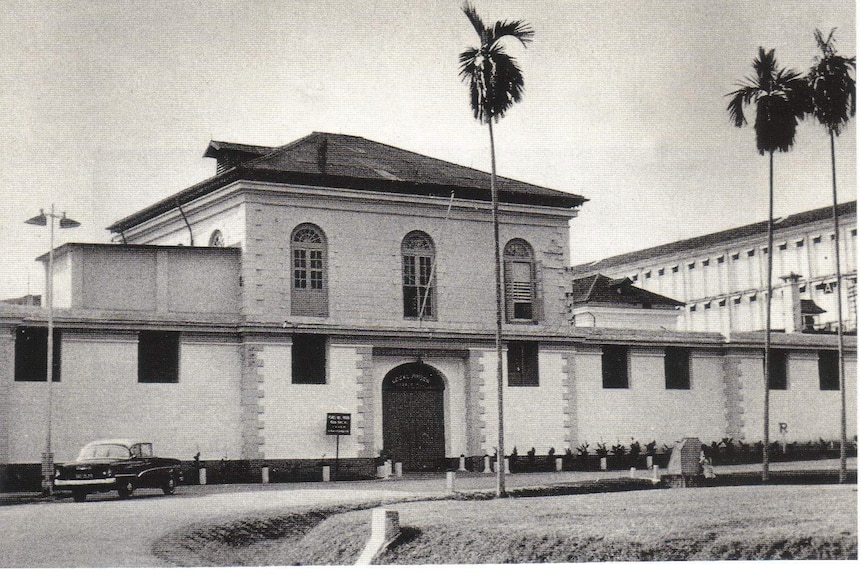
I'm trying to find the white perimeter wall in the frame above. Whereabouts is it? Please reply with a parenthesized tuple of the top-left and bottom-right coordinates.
(6, 332, 242, 463)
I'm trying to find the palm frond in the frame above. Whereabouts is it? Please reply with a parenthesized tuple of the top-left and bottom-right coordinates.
(728, 46, 810, 153)
(809, 28, 856, 135)
(461, 2, 486, 40)
(490, 19, 534, 47)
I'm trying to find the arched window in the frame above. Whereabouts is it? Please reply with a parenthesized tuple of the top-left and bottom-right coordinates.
(291, 223, 328, 317)
(504, 238, 540, 322)
(208, 229, 225, 247)
(402, 231, 436, 319)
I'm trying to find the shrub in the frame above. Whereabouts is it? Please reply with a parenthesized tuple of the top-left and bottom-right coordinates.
(595, 442, 609, 458)
(611, 443, 627, 458)
(645, 441, 657, 456)
(576, 442, 590, 457)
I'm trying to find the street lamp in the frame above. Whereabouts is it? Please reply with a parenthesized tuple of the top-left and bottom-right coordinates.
(25, 205, 80, 496)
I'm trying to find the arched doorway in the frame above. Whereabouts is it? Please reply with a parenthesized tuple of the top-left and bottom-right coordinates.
(382, 361, 445, 471)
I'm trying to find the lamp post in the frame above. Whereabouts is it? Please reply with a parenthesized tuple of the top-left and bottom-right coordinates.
(25, 205, 81, 496)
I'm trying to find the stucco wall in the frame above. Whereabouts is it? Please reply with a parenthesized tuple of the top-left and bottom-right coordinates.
(257, 341, 365, 460)
(4, 331, 242, 463)
(240, 190, 572, 331)
(737, 350, 858, 444)
(572, 346, 728, 447)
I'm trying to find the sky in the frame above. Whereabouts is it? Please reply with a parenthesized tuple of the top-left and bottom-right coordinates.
(0, 0, 856, 300)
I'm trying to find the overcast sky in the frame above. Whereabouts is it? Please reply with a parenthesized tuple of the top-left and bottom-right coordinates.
(0, 0, 856, 300)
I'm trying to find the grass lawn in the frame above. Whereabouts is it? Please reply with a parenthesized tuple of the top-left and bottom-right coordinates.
(282, 485, 857, 564)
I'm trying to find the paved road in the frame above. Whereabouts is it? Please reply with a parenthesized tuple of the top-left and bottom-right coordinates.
(0, 486, 426, 568)
(0, 457, 854, 568)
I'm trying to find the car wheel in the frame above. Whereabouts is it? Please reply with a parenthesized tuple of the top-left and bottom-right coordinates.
(117, 480, 134, 499)
(162, 476, 176, 495)
(72, 489, 87, 503)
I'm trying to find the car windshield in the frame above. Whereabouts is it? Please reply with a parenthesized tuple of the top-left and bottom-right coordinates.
(77, 443, 131, 461)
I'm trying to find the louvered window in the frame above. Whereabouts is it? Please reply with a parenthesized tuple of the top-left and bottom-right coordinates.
(291, 224, 328, 316)
(504, 239, 540, 322)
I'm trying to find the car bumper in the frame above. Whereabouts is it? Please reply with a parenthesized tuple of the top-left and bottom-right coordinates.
(54, 478, 117, 488)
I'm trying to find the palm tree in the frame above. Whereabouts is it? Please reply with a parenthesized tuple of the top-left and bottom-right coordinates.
(459, 1, 533, 498)
(726, 47, 810, 482)
(808, 28, 855, 484)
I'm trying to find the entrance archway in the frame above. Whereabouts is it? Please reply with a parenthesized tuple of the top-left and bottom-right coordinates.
(382, 361, 445, 471)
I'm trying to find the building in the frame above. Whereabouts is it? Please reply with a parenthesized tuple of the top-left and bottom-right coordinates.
(0, 133, 856, 485)
(570, 202, 857, 334)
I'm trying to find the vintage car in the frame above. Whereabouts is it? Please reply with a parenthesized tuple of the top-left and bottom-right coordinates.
(54, 439, 182, 502)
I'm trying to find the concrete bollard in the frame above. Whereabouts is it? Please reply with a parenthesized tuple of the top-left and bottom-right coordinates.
(394, 462, 402, 478)
(646, 455, 653, 468)
(652, 464, 660, 484)
(322, 466, 331, 482)
(261, 465, 270, 484)
(355, 508, 401, 566)
(483, 455, 492, 473)
(504, 457, 511, 475)
(629, 467, 636, 478)
(198, 467, 207, 485)
(600, 457, 607, 471)
(458, 455, 467, 472)
(385, 460, 393, 478)
(446, 471, 455, 492)
(555, 457, 563, 472)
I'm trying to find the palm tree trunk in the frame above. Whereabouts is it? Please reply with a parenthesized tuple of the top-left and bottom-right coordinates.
(488, 119, 506, 498)
(829, 130, 847, 484)
(763, 150, 774, 483)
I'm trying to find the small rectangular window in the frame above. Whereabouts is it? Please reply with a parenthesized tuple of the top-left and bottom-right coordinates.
(733, 297, 742, 305)
(800, 284, 806, 293)
(507, 341, 539, 387)
(687, 262, 695, 270)
(750, 294, 757, 302)
(702, 259, 710, 267)
(601, 345, 629, 389)
(658, 268, 665, 276)
(689, 305, 697, 312)
(704, 302, 711, 309)
(796, 240, 805, 248)
(813, 236, 822, 244)
(717, 256, 725, 264)
(747, 249, 756, 257)
(14, 327, 61, 382)
(645, 271, 652, 279)
(731, 253, 740, 261)
(665, 348, 690, 389)
(851, 229, 857, 237)
(671, 265, 679, 273)
(767, 350, 788, 390)
(762, 247, 768, 254)
(632, 274, 638, 282)
(719, 299, 727, 307)
(292, 334, 327, 384)
(818, 350, 840, 391)
(779, 243, 787, 251)
(138, 331, 180, 383)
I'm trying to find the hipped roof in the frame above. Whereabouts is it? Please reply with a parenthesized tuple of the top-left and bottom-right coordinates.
(109, 132, 586, 233)
(571, 274, 683, 308)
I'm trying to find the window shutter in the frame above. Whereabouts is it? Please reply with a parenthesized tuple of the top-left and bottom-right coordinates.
(503, 260, 515, 321)
(532, 263, 543, 322)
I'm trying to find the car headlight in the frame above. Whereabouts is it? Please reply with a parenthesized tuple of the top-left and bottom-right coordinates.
(106, 468, 113, 477)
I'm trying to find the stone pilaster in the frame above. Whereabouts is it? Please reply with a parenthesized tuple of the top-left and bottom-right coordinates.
(0, 327, 15, 465)
(561, 351, 578, 451)
(466, 348, 488, 455)
(239, 341, 265, 460)
(722, 353, 745, 440)
(354, 346, 376, 458)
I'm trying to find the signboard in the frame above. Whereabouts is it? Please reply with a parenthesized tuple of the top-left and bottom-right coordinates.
(326, 413, 352, 436)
